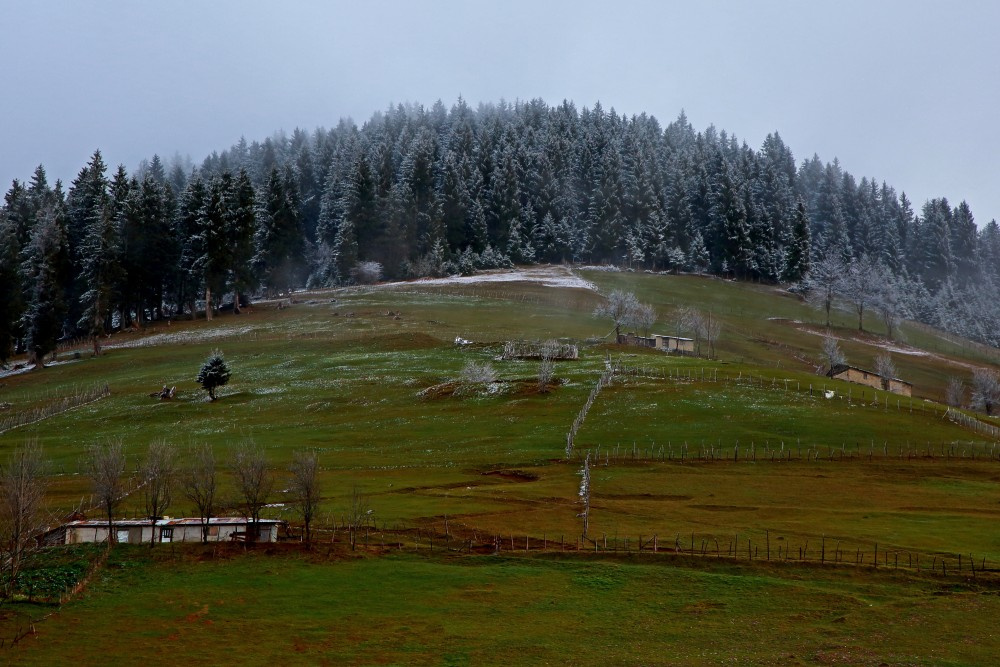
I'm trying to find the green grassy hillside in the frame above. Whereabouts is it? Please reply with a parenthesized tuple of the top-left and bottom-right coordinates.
(2, 266, 999, 663)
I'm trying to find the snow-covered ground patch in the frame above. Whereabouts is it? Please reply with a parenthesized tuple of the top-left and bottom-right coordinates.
(0, 358, 80, 379)
(374, 265, 598, 292)
(104, 324, 262, 349)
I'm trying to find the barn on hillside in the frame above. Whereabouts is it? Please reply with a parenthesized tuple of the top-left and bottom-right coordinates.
(827, 364, 912, 397)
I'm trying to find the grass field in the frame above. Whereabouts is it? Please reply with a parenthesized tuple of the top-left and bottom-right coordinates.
(9, 546, 1000, 666)
(1, 266, 999, 663)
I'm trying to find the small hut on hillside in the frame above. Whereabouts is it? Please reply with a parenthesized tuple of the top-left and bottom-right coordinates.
(827, 364, 912, 397)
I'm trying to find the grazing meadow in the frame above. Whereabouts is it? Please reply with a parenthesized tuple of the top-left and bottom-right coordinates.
(2, 266, 999, 664)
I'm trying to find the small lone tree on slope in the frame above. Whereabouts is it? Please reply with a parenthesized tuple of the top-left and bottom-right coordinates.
(197, 349, 231, 401)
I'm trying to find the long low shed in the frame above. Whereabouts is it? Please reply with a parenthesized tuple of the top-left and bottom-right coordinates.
(41, 517, 283, 545)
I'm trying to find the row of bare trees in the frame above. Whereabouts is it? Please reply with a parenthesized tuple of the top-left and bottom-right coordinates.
(805, 254, 910, 339)
(0, 440, 331, 598)
(82, 440, 324, 546)
(947, 369, 1000, 416)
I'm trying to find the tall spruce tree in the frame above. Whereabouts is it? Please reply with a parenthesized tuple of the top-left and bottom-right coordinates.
(78, 203, 120, 356)
(227, 169, 256, 313)
(195, 174, 232, 320)
(253, 167, 302, 294)
(175, 178, 208, 318)
(783, 199, 811, 282)
(21, 204, 71, 367)
(0, 216, 23, 364)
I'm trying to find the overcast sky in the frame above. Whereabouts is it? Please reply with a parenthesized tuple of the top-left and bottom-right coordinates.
(2, 0, 998, 224)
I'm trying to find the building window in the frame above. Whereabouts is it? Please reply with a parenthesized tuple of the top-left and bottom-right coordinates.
(116, 529, 129, 543)
(160, 527, 173, 543)
(208, 526, 219, 536)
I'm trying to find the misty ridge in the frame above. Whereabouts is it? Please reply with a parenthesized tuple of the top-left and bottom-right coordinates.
(2, 97, 999, 368)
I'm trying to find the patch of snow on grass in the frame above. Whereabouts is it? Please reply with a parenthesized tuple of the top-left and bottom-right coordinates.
(374, 265, 597, 292)
(0, 358, 80, 379)
(105, 324, 263, 349)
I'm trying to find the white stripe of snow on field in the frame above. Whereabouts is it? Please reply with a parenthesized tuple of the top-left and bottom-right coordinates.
(376, 265, 598, 291)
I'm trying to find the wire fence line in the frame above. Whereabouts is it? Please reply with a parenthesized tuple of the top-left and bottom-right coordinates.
(945, 407, 1000, 440)
(613, 362, 997, 440)
(0, 383, 111, 435)
(301, 521, 998, 583)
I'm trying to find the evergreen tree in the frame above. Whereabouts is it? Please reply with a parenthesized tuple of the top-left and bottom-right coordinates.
(195, 174, 232, 320)
(20, 204, 70, 367)
(196, 349, 231, 401)
(0, 216, 23, 364)
(66, 151, 109, 336)
(175, 178, 208, 318)
(253, 167, 302, 293)
(78, 203, 120, 356)
(228, 169, 256, 313)
(783, 199, 811, 282)
(716, 164, 753, 278)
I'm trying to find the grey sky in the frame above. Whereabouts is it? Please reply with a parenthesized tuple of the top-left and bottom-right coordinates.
(2, 0, 998, 224)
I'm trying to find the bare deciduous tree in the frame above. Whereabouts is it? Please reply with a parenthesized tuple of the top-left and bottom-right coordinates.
(458, 361, 496, 395)
(594, 289, 641, 340)
(141, 441, 175, 546)
(874, 353, 897, 391)
(804, 255, 845, 328)
(350, 261, 383, 285)
(345, 485, 373, 550)
(231, 441, 274, 543)
(971, 368, 1000, 416)
(0, 441, 46, 598)
(537, 357, 555, 394)
(181, 443, 216, 543)
(842, 255, 880, 332)
(701, 311, 722, 358)
(677, 307, 721, 357)
(289, 449, 321, 545)
(84, 440, 127, 545)
(821, 336, 847, 373)
(946, 377, 966, 408)
(633, 303, 657, 337)
(874, 271, 909, 341)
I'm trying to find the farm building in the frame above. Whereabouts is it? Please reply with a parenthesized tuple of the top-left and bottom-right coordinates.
(827, 364, 912, 397)
(40, 517, 283, 546)
(617, 333, 656, 347)
(654, 334, 695, 353)
(617, 333, 696, 354)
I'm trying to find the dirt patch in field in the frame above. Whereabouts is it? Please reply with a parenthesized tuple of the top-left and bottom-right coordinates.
(897, 506, 1000, 516)
(595, 493, 693, 501)
(481, 469, 539, 482)
(690, 504, 758, 512)
(419, 381, 458, 399)
(365, 332, 443, 351)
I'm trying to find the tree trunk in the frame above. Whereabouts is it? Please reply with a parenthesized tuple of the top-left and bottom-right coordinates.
(233, 289, 241, 315)
(205, 286, 213, 321)
(92, 300, 103, 357)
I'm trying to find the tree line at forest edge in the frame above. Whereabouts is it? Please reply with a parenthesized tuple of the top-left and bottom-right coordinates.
(3, 98, 1000, 367)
